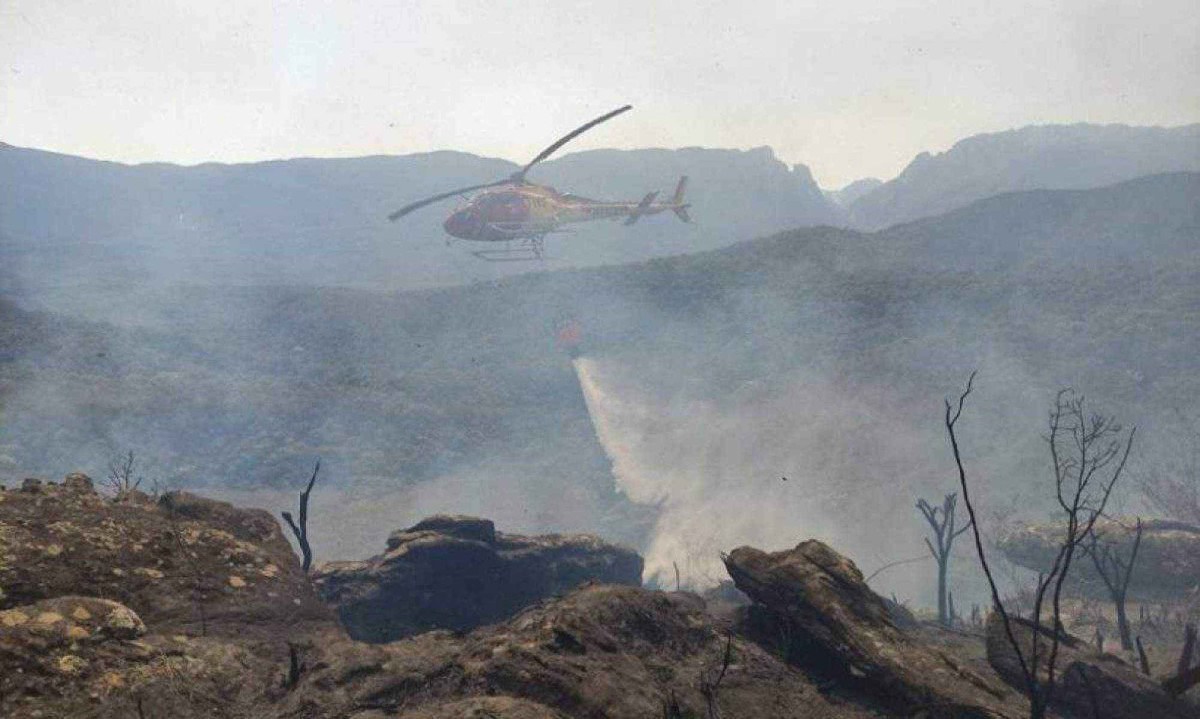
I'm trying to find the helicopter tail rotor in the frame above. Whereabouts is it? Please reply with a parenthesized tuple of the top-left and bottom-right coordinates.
(670, 176, 691, 223)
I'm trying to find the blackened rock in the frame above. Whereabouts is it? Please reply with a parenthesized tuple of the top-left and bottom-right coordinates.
(985, 612, 1193, 719)
(313, 516, 643, 642)
(724, 540, 1019, 717)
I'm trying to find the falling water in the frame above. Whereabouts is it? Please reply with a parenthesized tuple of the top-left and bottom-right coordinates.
(571, 354, 889, 588)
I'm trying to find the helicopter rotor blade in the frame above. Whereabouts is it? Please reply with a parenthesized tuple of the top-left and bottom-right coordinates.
(515, 104, 632, 180)
(387, 179, 511, 221)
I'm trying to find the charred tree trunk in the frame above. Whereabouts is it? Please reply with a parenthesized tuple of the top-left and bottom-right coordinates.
(916, 492, 971, 627)
(1084, 518, 1143, 651)
(1114, 598, 1132, 652)
(282, 460, 320, 572)
(937, 561, 948, 625)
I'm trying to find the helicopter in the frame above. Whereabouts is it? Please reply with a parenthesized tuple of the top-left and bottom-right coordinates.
(387, 105, 691, 261)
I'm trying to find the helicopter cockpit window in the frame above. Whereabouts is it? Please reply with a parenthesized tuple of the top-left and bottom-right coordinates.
(477, 193, 530, 222)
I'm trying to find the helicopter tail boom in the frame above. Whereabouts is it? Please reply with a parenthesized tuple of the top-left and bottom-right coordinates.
(623, 191, 659, 226)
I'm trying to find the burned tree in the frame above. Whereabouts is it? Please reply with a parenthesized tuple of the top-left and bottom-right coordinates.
(915, 492, 972, 626)
(698, 633, 733, 719)
(281, 460, 320, 573)
(105, 449, 144, 496)
(281, 640, 308, 690)
(1082, 517, 1144, 650)
(1164, 624, 1200, 697)
(944, 377, 1136, 719)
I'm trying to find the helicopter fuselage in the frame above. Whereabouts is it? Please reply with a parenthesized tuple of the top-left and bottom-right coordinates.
(443, 181, 686, 242)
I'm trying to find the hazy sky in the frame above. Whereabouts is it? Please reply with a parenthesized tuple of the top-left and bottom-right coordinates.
(2, 0, 1197, 188)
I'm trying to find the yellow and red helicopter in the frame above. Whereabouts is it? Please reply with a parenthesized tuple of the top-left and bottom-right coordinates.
(387, 105, 690, 261)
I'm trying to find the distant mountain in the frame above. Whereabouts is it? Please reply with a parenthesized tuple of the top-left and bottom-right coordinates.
(825, 177, 882, 207)
(848, 123, 1200, 229)
(2, 173, 1196, 578)
(868, 172, 1200, 270)
(0, 141, 840, 316)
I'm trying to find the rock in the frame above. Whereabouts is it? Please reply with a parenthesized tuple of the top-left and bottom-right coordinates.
(101, 602, 145, 639)
(19, 478, 1179, 719)
(998, 518, 1200, 599)
(724, 540, 1020, 717)
(985, 612, 1193, 718)
(157, 491, 279, 544)
(282, 583, 876, 719)
(0, 596, 143, 642)
(0, 593, 274, 718)
(313, 516, 644, 642)
(390, 514, 496, 546)
(0, 481, 331, 639)
(62, 472, 94, 494)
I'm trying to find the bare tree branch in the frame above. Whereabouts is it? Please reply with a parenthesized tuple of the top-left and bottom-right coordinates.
(944, 377, 1137, 719)
(944, 371, 1033, 691)
(865, 554, 932, 583)
(105, 449, 144, 496)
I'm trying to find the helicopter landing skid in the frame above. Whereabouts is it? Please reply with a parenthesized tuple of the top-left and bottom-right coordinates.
(469, 236, 548, 262)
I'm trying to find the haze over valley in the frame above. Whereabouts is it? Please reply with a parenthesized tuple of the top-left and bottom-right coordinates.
(7, 0, 1200, 713)
(3, 125, 1197, 603)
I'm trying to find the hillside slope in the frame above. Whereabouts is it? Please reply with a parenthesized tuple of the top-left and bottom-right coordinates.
(1, 174, 1197, 593)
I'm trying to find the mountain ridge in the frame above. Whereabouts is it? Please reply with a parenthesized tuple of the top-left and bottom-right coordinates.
(848, 122, 1200, 229)
(0, 140, 840, 308)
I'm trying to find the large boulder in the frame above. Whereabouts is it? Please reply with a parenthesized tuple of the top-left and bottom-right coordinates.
(998, 518, 1200, 599)
(0, 475, 343, 718)
(0, 476, 331, 639)
(278, 583, 879, 719)
(312, 514, 644, 642)
(724, 540, 1022, 718)
(985, 612, 1193, 719)
(0, 592, 295, 719)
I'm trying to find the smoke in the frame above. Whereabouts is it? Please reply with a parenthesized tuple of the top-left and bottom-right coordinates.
(572, 354, 946, 590)
(211, 451, 642, 565)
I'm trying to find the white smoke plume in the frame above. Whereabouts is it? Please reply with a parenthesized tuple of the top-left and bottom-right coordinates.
(572, 354, 946, 590)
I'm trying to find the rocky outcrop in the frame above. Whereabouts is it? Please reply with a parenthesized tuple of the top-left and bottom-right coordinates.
(8, 476, 1192, 719)
(998, 518, 1200, 599)
(312, 514, 643, 642)
(0, 477, 330, 639)
(0, 591, 292, 719)
(278, 583, 877, 719)
(724, 540, 1022, 717)
(985, 612, 1193, 719)
(0, 474, 340, 719)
